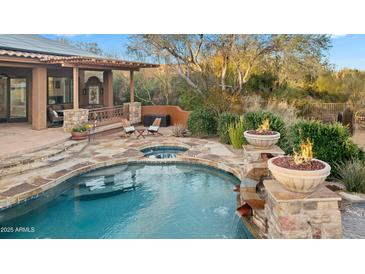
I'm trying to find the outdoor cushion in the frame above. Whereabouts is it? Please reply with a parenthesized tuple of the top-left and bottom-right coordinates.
(52, 110, 59, 117)
(148, 126, 159, 132)
(125, 126, 135, 133)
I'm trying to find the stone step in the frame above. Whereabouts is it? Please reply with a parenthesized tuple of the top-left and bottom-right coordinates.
(0, 141, 88, 178)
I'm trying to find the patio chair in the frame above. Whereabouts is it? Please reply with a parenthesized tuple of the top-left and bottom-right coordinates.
(147, 118, 163, 136)
(121, 119, 136, 137)
(47, 106, 63, 127)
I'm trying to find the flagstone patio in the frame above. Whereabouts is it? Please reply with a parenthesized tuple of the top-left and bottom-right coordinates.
(0, 128, 255, 211)
(0, 123, 69, 159)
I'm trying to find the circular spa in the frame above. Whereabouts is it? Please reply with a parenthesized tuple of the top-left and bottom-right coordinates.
(141, 146, 188, 159)
(0, 163, 253, 239)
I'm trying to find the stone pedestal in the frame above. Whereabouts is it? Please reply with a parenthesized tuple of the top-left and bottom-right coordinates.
(264, 180, 342, 239)
(123, 102, 141, 124)
(243, 144, 285, 179)
(243, 144, 285, 162)
(63, 109, 89, 132)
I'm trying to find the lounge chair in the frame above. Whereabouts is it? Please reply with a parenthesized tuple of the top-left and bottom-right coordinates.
(121, 119, 136, 137)
(147, 118, 163, 136)
(47, 106, 63, 127)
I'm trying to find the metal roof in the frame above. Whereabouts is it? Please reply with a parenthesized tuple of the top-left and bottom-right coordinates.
(0, 34, 100, 57)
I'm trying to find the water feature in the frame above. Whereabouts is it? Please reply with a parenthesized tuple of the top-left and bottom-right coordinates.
(0, 163, 253, 239)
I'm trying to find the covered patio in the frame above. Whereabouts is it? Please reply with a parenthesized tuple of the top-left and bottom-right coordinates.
(0, 35, 159, 131)
(40, 55, 159, 131)
(0, 123, 69, 159)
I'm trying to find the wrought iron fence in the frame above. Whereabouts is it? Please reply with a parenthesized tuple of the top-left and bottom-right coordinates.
(88, 105, 127, 126)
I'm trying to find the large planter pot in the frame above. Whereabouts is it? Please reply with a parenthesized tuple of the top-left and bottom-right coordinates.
(71, 131, 88, 140)
(244, 130, 280, 148)
(268, 156, 331, 193)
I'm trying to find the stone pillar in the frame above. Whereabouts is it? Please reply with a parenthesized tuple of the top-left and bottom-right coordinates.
(103, 70, 113, 107)
(32, 67, 47, 130)
(123, 102, 141, 124)
(129, 70, 134, 102)
(264, 180, 342, 239)
(63, 109, 89, 132)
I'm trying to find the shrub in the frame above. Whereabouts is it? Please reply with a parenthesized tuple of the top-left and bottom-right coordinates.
(244, 110, 290, 152)
(228, 117, 245, 149)
(218, 113, 241, 144)
(187, 107, 217, 137)
(335, 159, 365, 193)
(171, 123, 187, 137)
(289, 120, 364, 175)
(72, 124, 90, 133)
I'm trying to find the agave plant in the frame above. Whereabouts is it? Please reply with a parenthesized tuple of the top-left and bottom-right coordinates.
(335, 159, 365, 193)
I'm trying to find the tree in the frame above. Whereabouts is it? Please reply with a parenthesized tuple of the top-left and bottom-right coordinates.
(127, 34, 206, 94)
(127, 34, 331, 94)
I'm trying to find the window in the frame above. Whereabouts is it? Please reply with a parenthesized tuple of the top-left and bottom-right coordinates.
(48, 77, 73, 104)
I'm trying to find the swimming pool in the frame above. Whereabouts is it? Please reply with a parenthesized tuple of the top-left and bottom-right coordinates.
(0, 163, 253, 239)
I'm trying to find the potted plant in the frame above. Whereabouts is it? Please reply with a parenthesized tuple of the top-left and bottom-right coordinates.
(268, 138, 331, 193)
(71, 123, 92, 140)
(244, 119, 280, 148)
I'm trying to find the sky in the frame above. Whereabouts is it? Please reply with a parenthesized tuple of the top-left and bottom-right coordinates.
(43, 34, 365, 70)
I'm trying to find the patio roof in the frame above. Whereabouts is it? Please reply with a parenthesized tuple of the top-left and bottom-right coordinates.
(40, 56, 159, 70)
(0, 48, 59, 59)
(0, 34, 159, 70)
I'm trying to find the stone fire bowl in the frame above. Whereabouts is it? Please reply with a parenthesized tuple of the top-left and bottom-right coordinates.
(243, 130, 280, 148)
(268, 156, 331, 193)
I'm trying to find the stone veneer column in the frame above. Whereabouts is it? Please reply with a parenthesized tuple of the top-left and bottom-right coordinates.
(63, 109, 89, 132)
(32, 67, 47, 130)
(123, 102, 141, 124)
(264, 180, 342, 239)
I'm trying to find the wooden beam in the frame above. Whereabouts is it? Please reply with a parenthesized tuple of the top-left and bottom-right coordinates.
(0, 55, 44, 64)
(60, 63, 141, 71)
(130, 70, 134, 103)
(0, 61, 58, 69)
(73, 67, 79, 109)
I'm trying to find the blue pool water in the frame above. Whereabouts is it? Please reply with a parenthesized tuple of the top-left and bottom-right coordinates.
(0, 163, 253, 239)
(140, 146, 188, 158)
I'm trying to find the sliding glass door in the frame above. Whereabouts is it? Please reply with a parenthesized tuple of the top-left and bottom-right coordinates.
(0, 76, 27, 122)
(10, 78, 27, 119)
